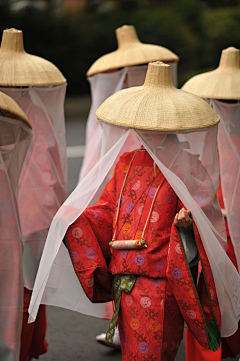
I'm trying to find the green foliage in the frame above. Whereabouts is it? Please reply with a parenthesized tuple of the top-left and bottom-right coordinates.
(0, 2, 240, 94)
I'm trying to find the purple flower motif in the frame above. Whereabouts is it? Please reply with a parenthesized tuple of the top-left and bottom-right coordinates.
(154, 259, 165, 271)
(72, 251, 78, 262)
(125, 203, 134, 214)
(92, 210, 102, 216)
(136, 276, 142, 285)
(121, 250, 128, 258)
(151, 278, 163, 286)
(120, 194, 125, 204)
(138, 342, 149, 354)
(86, 247, 97, 259)
(171, 268, 182, 279)
(201, 330, 207, 340)
(134, 255, 145, 266)
(126, 340, 130, 351)
(166, 194, 174, 205)
(149, 187, 157, 198)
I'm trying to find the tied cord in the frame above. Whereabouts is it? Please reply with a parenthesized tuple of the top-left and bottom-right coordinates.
(105, 275, 136, 343)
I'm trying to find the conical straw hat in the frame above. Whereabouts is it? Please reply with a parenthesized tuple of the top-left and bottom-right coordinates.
(0, 28, 66, 86)
(0, 91, 32, 129)
(182, 47, 240, 100)
(87, 25, 179, 76)
(96, 62, 219, 132)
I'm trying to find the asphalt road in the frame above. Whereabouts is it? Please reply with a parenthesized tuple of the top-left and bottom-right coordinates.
(39, 113, 239, 361)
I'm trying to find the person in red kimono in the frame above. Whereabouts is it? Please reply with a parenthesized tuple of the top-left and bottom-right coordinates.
(182, 46, 240, 361)
(29, 61, 240, 361)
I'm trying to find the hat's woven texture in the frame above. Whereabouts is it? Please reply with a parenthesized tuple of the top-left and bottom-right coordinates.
(96, 62, 219, 131)
(182, 47, 240, 100)
(0, 28, 66, 86)
(0, 91, 31, 128)
(87, 25, 179, 76)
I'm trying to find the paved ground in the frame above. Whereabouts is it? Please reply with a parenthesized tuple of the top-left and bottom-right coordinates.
(39, 98, 239, 361)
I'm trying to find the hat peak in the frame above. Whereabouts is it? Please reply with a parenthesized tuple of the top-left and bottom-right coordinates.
(116, 25, 141, 49)
(144, 62, 174, 88)
(218, 46, 240, 70)
(1, 28, 25, 53)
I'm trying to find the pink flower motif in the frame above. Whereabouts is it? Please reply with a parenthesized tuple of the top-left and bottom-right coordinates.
(85, 278, 94, 288)
(72, 227, 83, 239)
(175, 244, 182, 254)
(140, 297, 151, 308)
(125, 295, 133, 306)
(150, 211, 159, 223)
(186, 310, 196, 319)
(132, 180, 140, 190)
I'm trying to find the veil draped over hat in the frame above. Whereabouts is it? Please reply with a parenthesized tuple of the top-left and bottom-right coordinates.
(0, 115, 32, 360)
(0, 85, 67, 289)
(210, 99, 240, 270)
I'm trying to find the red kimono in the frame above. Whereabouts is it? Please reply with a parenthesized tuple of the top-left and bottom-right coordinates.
(65, 149, 221, 360)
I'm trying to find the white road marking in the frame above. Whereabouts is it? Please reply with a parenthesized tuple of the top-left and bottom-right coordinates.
(67, 145, 86, 158)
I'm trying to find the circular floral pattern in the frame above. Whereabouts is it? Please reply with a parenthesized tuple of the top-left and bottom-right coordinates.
(186, 310, 196, 320)
(132, 180, 140, 190)
(138, 342, 149, 354)
(125, 295, 133, 306)
(122, 223, 131, 234)
(72, 227, 83, 239)
(130, 318, 140, 330)
(86, 248, 97, 259)
(166, 194, 175, 205)
(171, 268, 182, 279)
(149, 187, 157, 198)
(149, 320, 161, 332)
(85, 278, 94, 288)
(138, 204, 144, 215)
(121, 250, 128, 258)
(126, 203, 134, 214)
(151, 278, 163, 286)
(120, 194, 125, 205)
(140, 297, 151, 308)
(150, 211, 159, 223)
(92, 210, 102, 216)
(136, 276, 142, 285)
(72, 251, 78, 262)
(154, 259, 165, 271)
(126, 340, 130, 351)
(134, 254, 145, 266)
(175, 244, 182, 254)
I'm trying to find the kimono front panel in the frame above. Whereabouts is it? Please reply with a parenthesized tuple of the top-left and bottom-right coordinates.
(65, 149, 221, 350)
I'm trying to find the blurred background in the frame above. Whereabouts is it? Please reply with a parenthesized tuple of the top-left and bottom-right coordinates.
(1, 2, 240, 360)
(1, 0, 240, 95)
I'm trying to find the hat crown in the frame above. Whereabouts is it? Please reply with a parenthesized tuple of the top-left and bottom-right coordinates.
(1, 28, 25, 53)
(218, 47, 240, 70)
(144, 62, 174, 88)
(116, 25, 141, 49)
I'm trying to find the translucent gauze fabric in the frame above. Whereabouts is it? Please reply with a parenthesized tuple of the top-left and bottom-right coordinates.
(29, 121, 240, 337)
(210, 99, 240, 269)
(79, 62, 178, 182)
(0, 116, 32, 360)
(0, 85, 67, 289)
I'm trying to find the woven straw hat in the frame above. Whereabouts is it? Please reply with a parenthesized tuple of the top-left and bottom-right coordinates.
(0, 91, 32, 129)
(182, 47, 240, 100)
(0, 28, 66, 86)
(96, 62, 219, 132)
(87, 25, 179, 76)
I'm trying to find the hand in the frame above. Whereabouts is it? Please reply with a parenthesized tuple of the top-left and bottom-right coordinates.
(174, 208, 192, 228)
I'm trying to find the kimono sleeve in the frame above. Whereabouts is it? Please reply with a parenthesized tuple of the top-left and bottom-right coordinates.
(64, 161, 121, 303)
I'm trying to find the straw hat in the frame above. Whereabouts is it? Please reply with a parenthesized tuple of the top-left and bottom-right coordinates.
(182, 47, 240, 100)
(0, 91, 32, 129)
(87, 25, 179, 76)
(96, 62, 219, 132)
(0, 28, 66, 86)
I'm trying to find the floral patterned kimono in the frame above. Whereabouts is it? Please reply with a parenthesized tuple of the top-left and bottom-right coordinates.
(65, 149, 221, 360)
